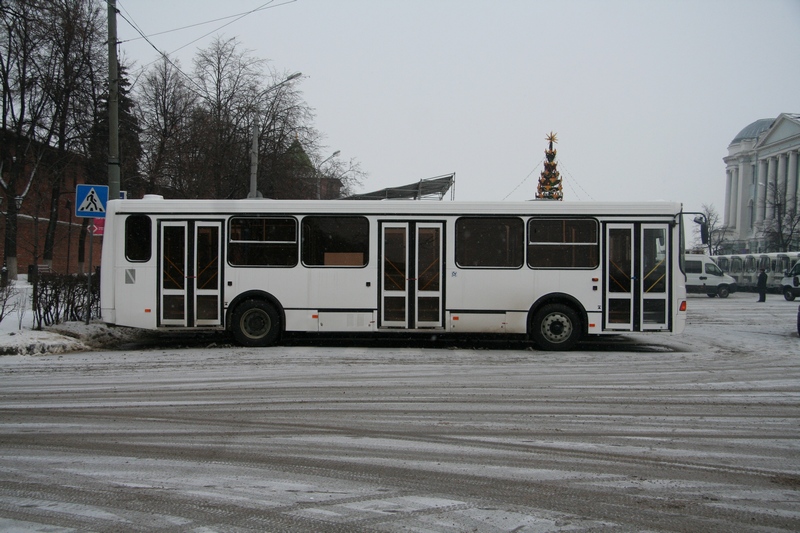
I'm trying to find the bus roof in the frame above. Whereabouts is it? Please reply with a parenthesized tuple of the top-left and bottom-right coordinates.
(108, 197, 683, 218)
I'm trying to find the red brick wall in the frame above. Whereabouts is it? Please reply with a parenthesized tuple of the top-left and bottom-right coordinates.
(1, 214, 103, 276)
(1, 137, 104, 278)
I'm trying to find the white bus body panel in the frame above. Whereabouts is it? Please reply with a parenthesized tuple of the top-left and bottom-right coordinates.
(318, 311, 376, 332)
(117, 266, 159, 329)
(101, 206, 159, 329)
(101, 198, 686, 342)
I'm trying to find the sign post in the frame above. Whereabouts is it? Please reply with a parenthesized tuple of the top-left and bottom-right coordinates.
(75, 185, 109, 324)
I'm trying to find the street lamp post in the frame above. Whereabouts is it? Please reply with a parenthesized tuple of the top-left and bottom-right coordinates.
(317, 150, 340, 199)
(248, 72, 302, 199)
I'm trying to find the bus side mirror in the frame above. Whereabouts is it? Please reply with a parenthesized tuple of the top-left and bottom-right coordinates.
(699, 222, 708, 244)
(692, 215, 708, 244)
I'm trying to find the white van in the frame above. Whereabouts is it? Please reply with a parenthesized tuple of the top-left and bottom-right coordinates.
(780, 261, 800, 301)
(684, 254, 737, 298)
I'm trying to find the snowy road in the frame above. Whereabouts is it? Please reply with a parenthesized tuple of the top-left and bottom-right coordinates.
(1, 293, 798, 532)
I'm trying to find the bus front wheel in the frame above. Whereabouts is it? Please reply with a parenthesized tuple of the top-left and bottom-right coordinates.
(531, 304, 581, 351)
(231, 300, 281, 347)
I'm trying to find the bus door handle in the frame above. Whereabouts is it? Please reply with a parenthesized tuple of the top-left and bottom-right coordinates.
(699, 276, 707, 280)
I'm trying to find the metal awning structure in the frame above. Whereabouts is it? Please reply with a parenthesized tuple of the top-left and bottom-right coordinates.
(344, 173, 455, 201)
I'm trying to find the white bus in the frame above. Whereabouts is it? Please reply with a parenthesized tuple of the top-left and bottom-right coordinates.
(714, 252, 800, 296)
(100, 196, 687, 350)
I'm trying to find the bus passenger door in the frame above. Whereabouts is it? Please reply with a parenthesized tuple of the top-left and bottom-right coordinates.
(604, 223, 671, 331)
(415, 223, 443, 328)
(194, 222, 222, 326)
(381, 223, 408, 328)
(605, 224, 634, 330)
(639, 224, 669, 330)
(380, 222, 444, 329)
(159, 220, 222, 328)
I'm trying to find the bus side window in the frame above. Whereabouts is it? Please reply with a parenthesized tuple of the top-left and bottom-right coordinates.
(455, 217, 524, 268)
(125, 215, 152, 262)
(228, 217, 298, 267)
(527, 218, 598, 269)
(302, 216, 369, 267)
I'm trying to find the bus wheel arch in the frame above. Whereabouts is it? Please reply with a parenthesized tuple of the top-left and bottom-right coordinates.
(227, 292, 284, 347)
(528, 295, 586, 351)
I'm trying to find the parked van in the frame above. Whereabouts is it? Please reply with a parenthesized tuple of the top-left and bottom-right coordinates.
(781, 261, 800, 301)
(684, 254, 737, 298)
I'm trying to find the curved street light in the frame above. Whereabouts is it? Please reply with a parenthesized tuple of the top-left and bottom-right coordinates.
(248, 72, 303, 198)
(317, 150, 340, 199)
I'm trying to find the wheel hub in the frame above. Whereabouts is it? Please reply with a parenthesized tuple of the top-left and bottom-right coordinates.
(242, 310, 270, 338)
(542, 313, 572, 342)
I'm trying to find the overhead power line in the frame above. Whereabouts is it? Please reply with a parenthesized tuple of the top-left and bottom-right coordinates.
(502, 157, 544, 201)
(116, 0, 296, 46)
(557, 161, 595, 201)
(501, 157, 595, 201)
(111, 0, 297, 101)
(114, 0, 295, 69)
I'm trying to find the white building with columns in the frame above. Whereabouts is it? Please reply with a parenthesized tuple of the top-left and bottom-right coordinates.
(722, 113, 800, 253)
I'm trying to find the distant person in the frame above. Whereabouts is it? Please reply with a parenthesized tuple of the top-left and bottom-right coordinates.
(757, 268, 768, 302)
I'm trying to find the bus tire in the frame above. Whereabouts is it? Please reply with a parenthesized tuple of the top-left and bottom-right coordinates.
(531, 304, 581, 351)
(784, 287, 796, 301)
(231, 300, 281, 347)
(717, 285, 730, 298)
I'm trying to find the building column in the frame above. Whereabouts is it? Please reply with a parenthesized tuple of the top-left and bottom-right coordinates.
(736, 159, 749, 234)
(756, 158, 768, 224)
(777, 152, 788, 215)
(788, 150, 799, 215)
(723, 168, 733, 226)
(729, 166, 739, 229)
(765, 156, 777, 220)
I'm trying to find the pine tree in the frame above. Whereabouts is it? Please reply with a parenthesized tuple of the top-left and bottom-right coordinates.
(535, 132, 563, 201)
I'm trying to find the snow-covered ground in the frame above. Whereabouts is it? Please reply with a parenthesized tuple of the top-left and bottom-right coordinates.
(0, 281, 144, 355)
(0, 291, 798, 531)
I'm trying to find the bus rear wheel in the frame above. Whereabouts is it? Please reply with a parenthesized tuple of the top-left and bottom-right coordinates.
(531, 304, 581, 351)
(231, 300, 281, 347)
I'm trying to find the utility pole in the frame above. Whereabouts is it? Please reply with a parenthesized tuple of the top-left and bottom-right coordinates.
(248, 117, 262, 198)
(245, 72, 302, 198)
(107, 0, 120, 201)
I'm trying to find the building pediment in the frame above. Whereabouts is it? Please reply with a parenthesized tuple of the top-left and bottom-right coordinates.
(754, 113, 800, 154)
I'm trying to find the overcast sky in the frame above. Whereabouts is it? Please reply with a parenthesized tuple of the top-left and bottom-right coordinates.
(115, 0, 800, 213)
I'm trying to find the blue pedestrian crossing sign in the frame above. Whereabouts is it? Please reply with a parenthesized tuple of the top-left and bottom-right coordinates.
(75, 184, 109, 218)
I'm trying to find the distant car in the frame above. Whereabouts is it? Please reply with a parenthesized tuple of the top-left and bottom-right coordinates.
(781, 262, 800, 301)
(684, 254, 737, 298)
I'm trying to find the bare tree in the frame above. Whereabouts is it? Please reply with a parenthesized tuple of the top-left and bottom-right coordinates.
(1, 0, 52, 278)
(188, 36, 264, 199)
(39, 0, 105, 269)
(136, 56, 196, 197)
(135, 36, 329, 200)
(698, 203, 730, 255)
(1, 0, 109, 277)
(318, 155, 365, 198)
(760, 181, 800, 252)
